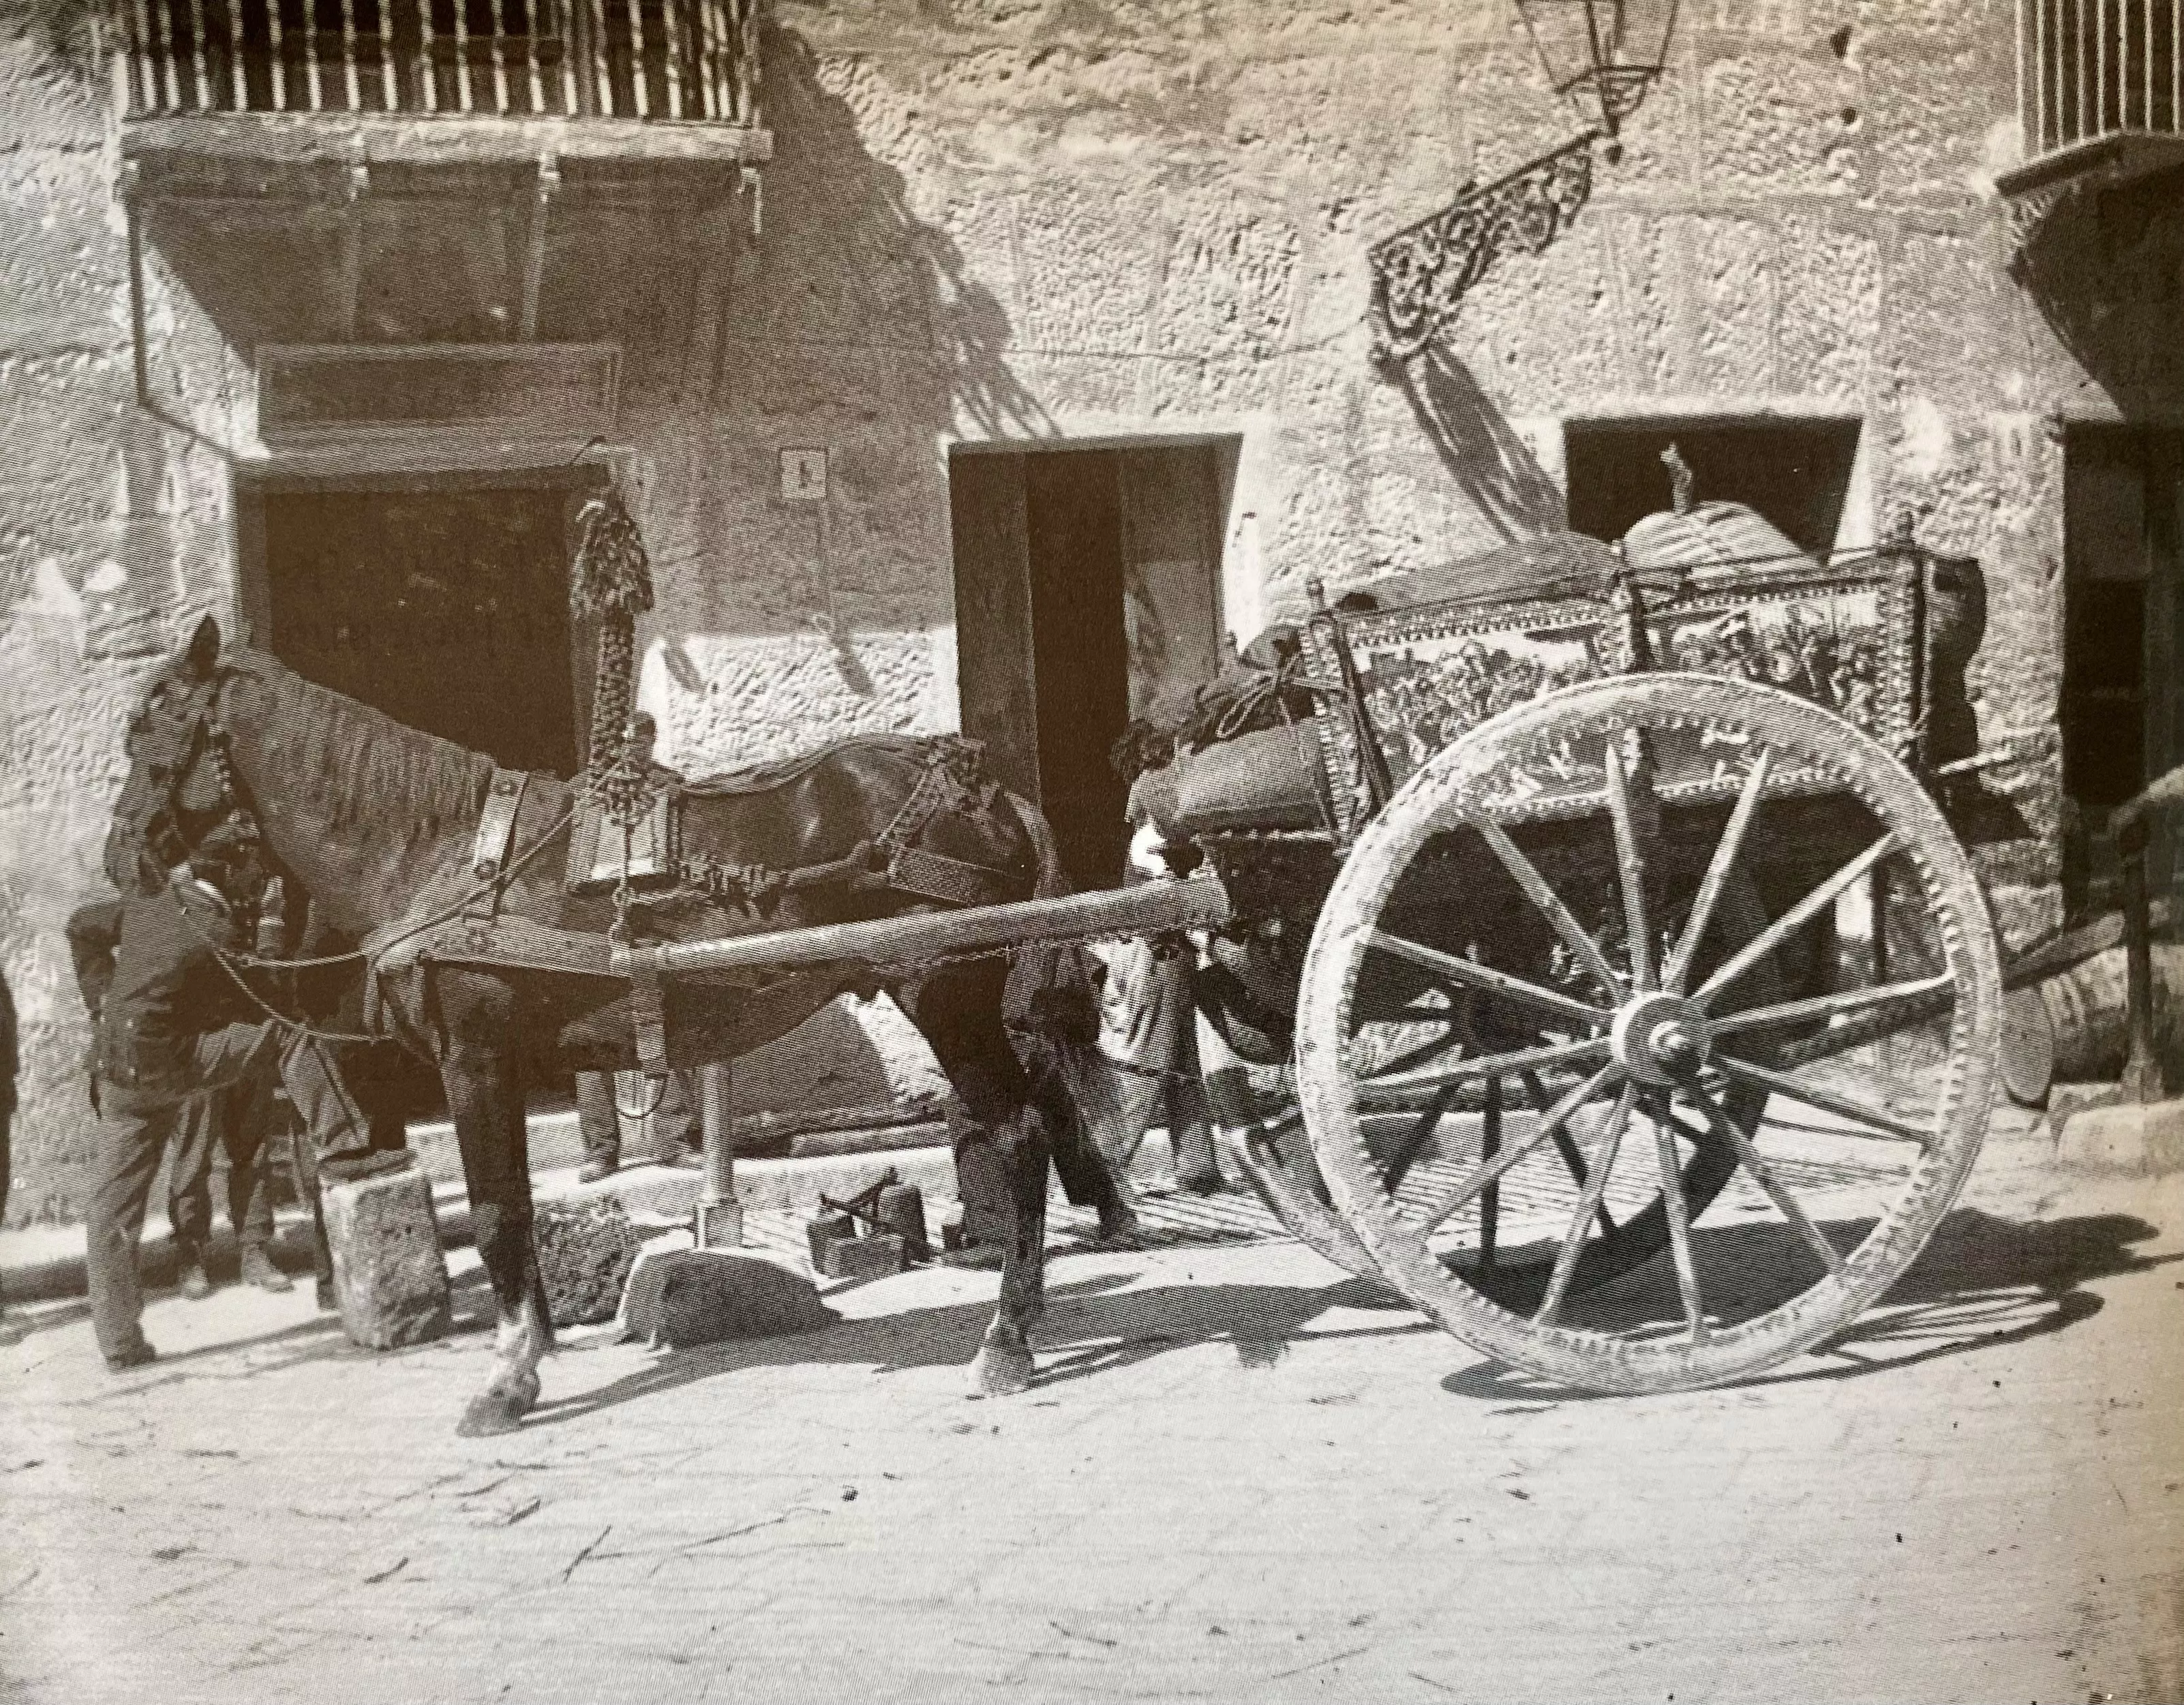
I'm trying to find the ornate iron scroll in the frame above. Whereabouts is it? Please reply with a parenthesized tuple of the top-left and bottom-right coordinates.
(1368, 132, 1598, 363)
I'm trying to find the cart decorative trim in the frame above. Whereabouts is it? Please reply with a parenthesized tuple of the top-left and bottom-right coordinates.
(1301, 560, 1920, 837)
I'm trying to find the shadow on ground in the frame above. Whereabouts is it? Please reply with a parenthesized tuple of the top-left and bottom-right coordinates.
(1441, 1207, 2174, 1402)
(528, 1269, 1424, 1429)
(51, 1206, 2170, 1421)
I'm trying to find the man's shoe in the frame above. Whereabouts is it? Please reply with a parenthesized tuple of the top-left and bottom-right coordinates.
(654, 1148, 706, 1171)
(104, 1339, 157, 1372)
(240, 1248, 294, 1293)
(0, 1312, 29, 1346)
(577, 1155, 619, 1185)
(177, 1259, 214, 1301)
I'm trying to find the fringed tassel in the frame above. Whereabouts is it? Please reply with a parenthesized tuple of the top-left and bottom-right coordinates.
(571, 487, 654, 786)
(570, 488, 655, 620)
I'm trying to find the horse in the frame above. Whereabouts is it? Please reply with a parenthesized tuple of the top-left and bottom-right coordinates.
(109, 618, 1133, 1435)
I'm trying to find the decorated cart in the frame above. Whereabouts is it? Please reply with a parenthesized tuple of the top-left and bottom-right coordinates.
(1112, 481, 2012, 1395)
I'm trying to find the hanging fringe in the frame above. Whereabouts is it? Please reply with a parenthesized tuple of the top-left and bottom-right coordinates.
(570, 487, 655, 620)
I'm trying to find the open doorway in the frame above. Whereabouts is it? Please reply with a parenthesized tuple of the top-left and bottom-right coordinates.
(239, 471, 598, 1127)
(247, 477, 592, 774)
(948, 443, 1231, 890)
(2061, 427, 2184, 918)
(1564, 418, 1865, 557)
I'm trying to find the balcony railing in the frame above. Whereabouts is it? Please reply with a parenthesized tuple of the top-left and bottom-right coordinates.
(120, 0, 759, 125)
(2018, 0, 2181, 161)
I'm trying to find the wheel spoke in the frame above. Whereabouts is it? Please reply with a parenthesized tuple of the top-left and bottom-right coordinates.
(1534, 1081, 1637, 1324)
(1364, 1033, 1609, 1097)
(1365, 929, 1605, 1028)
(1678, 1076, 1848, 1276)
(1695, 833, 1903, 1008)
(1713, 1053, 1938, 1148)
(1661, 747, 1774, 995)
(1382, 1082, 1458, 1194)
(1416, 1061, 1622, 1233)
(1480, 1078, 1502, 1271)
(1470, 816, 1626, 1001)
(1708, 974, 1955, 1040)
(1521, 1068, 1616, 1236)
(1776, 986, 1956, 1070)
(1650, 1096, 1709, 1341)
(1603, 737, 1656, 992)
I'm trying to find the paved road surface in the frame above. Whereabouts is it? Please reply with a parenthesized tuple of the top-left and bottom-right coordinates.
(3, 1108, 2180, 1704)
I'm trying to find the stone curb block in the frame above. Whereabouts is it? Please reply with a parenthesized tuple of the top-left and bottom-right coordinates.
(2050, 1098, 2184, 1177)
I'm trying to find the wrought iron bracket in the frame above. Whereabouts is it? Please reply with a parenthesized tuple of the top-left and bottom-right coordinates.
(1368, 130, 1599, 365)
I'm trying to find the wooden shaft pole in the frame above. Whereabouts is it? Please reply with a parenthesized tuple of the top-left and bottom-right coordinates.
(620, 875, 1233, 980)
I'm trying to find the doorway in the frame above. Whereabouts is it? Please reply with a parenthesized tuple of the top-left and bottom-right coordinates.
(249, 479, 589, 774)
(2061, 427, 2184, 917)
(948, 444, 1230, 891)
(1564, 419, 1864, 557)
(241, 472, 596, 1128)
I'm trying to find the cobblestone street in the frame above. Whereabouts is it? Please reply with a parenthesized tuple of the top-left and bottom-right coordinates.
(4, 1109, 2183, 1704)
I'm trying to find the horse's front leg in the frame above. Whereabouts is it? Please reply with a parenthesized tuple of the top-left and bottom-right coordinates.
(440, 1036, 551, 1438)
(900, 970, 1052, 1398)
(954, 1110, 1052, 1397)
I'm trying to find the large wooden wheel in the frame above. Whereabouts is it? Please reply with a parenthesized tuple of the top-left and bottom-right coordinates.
(1217, 873, 1778, 1294)
(1296, 673, 2001, 1394)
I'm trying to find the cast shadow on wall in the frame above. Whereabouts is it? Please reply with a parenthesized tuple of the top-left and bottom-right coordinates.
(1384, 336, 1566, 543)
(2012, 167, 2184, 412)
(723, 23, 1053, 449)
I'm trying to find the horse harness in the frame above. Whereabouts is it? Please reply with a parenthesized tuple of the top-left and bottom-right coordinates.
(459, 737, 1025, 1078)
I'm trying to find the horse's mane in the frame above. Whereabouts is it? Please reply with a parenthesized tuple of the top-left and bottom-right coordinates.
(230, 648, 495, 841)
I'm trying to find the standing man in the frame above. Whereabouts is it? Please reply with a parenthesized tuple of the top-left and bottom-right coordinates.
(68, 899, 290, 1299)
(73, 824, 378, 1370)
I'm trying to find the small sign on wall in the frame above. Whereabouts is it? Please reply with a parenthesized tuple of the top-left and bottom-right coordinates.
(779, 447, 829, 503)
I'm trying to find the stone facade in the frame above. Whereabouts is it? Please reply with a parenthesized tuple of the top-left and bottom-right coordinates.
(1, 0, 2171, 1221)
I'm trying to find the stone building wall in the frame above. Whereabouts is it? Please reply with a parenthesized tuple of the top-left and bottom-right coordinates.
(0, 22, 238, 1222)
(1, 0, 2164, 1221)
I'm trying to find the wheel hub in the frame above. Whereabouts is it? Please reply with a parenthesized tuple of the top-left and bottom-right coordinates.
(1610, 991, 1713, 1086)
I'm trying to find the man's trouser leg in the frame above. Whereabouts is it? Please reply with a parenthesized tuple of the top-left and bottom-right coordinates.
(165, 1091, 224, 1263)
(225, 1069, 279, 1253)
(575, 1072, 620, 1167)
(87, 1095, 181, 1362)
(273, 1027, 371, 1166)
(652, 1070, 701, 1160)
(89, 1022, 273, 1360)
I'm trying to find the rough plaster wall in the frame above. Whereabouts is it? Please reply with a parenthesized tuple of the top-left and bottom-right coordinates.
(0, 0, 2164, 1217)
(0, 33, 239, 1222)
(739, 0, 2078, 916)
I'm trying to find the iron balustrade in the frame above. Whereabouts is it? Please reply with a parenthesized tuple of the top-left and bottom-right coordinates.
(2018, 0, 2182, 159)
(119, 0, 759, 125)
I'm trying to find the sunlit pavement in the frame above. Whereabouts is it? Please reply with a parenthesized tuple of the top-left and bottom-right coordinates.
(3, 1104, 2180, 1704)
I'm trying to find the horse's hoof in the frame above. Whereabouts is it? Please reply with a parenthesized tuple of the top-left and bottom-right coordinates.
(456, 1391, 530, 1438)
(971, 1341, 1034, 1397)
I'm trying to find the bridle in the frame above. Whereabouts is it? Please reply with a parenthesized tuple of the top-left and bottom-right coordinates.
(123, 666, 267, 896)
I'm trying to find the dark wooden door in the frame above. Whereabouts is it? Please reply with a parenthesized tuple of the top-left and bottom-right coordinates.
(262, 486, 579, 776)
(1025, 452, 1132, 892)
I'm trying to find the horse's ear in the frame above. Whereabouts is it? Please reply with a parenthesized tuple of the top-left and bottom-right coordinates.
(183, 615, 222, 678)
